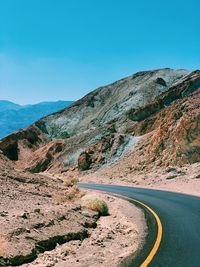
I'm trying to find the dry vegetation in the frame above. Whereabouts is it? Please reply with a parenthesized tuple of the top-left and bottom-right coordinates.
(63, 176, 79, 187)
(82, 195, 109, 216)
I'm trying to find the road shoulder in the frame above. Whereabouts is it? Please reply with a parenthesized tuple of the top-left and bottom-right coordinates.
(23, 193, 147, 267)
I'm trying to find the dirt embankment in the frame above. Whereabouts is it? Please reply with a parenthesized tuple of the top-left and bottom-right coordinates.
(0, 161, 95, 266)
(0, 152, 147, 267)
(21, 193, 147, 267)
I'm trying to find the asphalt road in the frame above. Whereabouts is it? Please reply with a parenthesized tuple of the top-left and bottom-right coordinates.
(79, 183, 200, 267)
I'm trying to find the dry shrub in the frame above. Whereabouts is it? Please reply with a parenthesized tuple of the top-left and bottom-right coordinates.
(52, 185, 81, 203)
(82, 195, 109, 216)
(52, 191, 68, 203)
(64, 177, 79, 187)
(67, 185, 80, 200)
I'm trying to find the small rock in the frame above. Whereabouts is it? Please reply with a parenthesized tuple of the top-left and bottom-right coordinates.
(20, 212, 29, 219)
(166, 175, 177, 180)
(34, 208, 41, 213)
(0, 211, 8, 217)
(81, 209, 99, 219)
(72, 205, 81, 211)
(166, 167, 177, 173)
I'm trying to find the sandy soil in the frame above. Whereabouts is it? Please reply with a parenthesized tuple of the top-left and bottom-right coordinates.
(79, 163, 200, 197)
(22, 193, 147, 267)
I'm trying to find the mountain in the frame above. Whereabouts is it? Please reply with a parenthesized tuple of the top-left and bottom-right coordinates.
(0, 100, 21, 111)
(0, 100, 73, 138)
(0, 68, 199, 265)
(0, 68, 199, 183)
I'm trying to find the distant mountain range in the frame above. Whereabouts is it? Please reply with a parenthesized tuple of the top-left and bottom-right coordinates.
(0, 100, 73, 138)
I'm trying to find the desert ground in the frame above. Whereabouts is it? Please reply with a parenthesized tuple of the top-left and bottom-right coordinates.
(21, 193, 146, 267)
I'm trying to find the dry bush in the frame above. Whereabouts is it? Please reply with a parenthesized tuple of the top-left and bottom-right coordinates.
(52, 185, 81, 203)
(82, 195, 109, 216)
(67, 185, 80, 200)
(64, 177, 79, 187)
(52, 191, 68, 203)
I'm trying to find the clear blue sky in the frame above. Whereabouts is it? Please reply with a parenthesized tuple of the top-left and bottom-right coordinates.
(0, 0, 199, 104)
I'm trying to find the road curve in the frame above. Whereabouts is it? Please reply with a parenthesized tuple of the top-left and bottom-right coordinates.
(79, 183, 200, 267)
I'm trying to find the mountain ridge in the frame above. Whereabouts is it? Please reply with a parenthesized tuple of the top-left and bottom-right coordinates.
(0, 100, 21, 111)
(0, 100, 74, 138)
(0, 68, 199, 181)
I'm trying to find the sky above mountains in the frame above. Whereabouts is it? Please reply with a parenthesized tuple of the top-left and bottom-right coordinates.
(0, 0, 199, 104)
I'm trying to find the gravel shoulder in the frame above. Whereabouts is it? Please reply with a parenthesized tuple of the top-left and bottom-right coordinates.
(22, 193, 147, 267)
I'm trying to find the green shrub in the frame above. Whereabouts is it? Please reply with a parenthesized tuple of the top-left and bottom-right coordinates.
(82, 195, 109, 216)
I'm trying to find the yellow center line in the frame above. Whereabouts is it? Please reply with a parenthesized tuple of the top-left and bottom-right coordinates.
(110, 193, 163, 267)
(133, 199, 162, 267)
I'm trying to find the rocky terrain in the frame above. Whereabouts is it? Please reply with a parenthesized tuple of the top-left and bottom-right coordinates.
(0, 67, 200, 266)
(0, 68, 199, 187)
(1, 68, 196, 172)
(0, 68, 199, 182)
(0, 151, 146, 266)
(0, 152, 90, 266)
(21, 193, 146, 267)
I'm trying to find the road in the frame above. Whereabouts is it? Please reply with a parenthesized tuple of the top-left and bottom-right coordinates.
(79, 183, 200, 267)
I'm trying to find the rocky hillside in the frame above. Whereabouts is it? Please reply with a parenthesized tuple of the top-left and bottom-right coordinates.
(130, 71, 200, 167)
(0, 148, 101, 266)
(0, 68, 199, 177)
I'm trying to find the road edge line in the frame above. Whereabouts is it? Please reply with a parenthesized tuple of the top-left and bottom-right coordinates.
(110, 193, 162, 267)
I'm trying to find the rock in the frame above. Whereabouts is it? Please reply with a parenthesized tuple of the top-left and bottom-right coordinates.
(166, 175, 177, 180)
(81, 209, 99, 219)
(0, 211, 8, 217)
(195, 173, 200, 179)
(20, 212, 29, 219)
(34, 208, 41, 213)
(78, 152, 92, 171)
(155, 77, 167, 86)
(77, 133, 128, 171)
(71, 205, 81, 211)
(166, 167, 177, 173)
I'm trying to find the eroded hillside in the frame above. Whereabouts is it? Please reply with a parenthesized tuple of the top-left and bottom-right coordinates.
(1, 67, 200, 264)
(0, 68, 199, 179)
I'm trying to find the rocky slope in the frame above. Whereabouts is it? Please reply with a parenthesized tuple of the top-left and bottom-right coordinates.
(21, 194, 146, 267)
(130, 70, 200, 167)
(0, 68, 199, 179)
(0, 151, 98, 266)
(0, 151, 146, 267)
(0, 67, 199, 266)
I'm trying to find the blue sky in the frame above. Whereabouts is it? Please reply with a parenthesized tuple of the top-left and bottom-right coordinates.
(0, 0, 199, 104)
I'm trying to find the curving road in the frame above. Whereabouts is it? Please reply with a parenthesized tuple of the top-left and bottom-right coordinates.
(79, 183, 200, 267)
